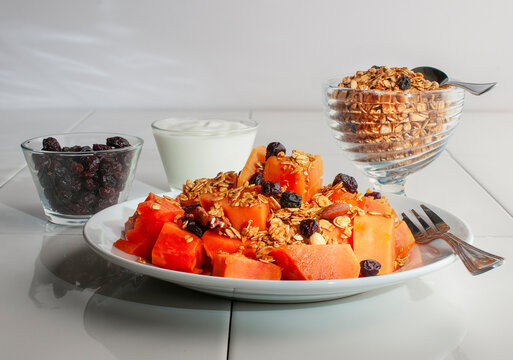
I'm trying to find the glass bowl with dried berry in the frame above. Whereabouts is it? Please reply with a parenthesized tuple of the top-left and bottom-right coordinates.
(21, 133, 143, 225)
(323, 66, 465, 196)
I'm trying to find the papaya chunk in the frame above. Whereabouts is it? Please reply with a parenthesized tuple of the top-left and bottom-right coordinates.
(353, 214, 395, 275)
(113, 193, 184, 259)
(393, 220, 416, 258)
(263, 153, 323, 203)
(151, 222, 205, 273)
(222, 198, 269, 231)
(212, 253, 282, 280)
(272, 244, 360, 280)
(237, 145, 266, 187)
(203, 230, 246, 261)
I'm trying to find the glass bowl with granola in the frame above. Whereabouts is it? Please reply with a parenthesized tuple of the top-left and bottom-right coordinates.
(323, 66, 465, 195)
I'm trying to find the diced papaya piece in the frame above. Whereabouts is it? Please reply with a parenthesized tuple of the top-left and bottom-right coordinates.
(271, 244, 360, 280)
(114, 193, 184, 259)
(329, 189, 361, 206)
(199, 192, 220, 211)
(151, 222, 205, 273)
(353, 214, 395, 275)
(203, 230, 245, 260)
(361, 196, 393, 216)
(393, 220, 416, 258)
(263, 153, 323, 203)
(237, 145, 267, 187)
(212, 253, 282, 280)
(222, 198, 270, 231)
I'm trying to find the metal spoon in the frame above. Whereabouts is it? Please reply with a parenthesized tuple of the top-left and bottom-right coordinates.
(412, 66, 497, 95)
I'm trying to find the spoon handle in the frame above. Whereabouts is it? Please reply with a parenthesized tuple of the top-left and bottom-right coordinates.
(446, 79, 497, 96)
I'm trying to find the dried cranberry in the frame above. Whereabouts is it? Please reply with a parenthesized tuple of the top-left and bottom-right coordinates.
(360, 259, 381, 277)
(69, 145, 83, 152)
(333, 173, 358, 193)
(186, 220, 205, 238)
(265, 142, 286, 160)
(106, 136, 131, 148)
(99, 174, 116, 188)
(42, 137, 62, 152)
(249, 172, 264, 186)
(299, 219, 319, 238)
(70, 161, 84, 175)
(261, 181, 282, 196)
(280, 191, 302, 208)
(83, 178, 98, 191)
(99, 186, 115, 199)
(93, 144, 112, 151)
(364, 191, 382, 199)
(397, 75, 412, 90)
(82, 156, 100, 178)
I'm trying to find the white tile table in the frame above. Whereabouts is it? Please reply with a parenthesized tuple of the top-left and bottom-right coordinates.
(0, 110, 511, 360)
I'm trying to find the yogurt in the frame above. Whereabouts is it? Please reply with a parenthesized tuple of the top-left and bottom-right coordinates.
(152, 118, 258, 190)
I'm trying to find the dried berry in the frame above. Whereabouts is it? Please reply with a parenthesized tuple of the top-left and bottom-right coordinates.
(182, 203, 201, 214)
(36, 136, 133, 216)
(332, 173, 358, 193)
(299, 219, 319, 238)
(93, 144, 112, 151)
(249, 172, 264, 186)
(371, 65, 381, 69)
(397, 75, 412, 90)
(280, 191, 302, 208)
(265, 142, 286, 160)
(186, 220, 205, 238)
(107, 136, 131, 149)
(360, 259, 381, 277)
(42, 137, 61, 152)
(363, 191, 382, 199)
(261, 181, 282, 196)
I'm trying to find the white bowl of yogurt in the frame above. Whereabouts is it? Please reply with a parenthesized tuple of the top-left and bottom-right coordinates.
(152, 118, 258, 190)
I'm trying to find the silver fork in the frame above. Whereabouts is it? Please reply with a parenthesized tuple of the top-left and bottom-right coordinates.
(402, 204, 504, 275)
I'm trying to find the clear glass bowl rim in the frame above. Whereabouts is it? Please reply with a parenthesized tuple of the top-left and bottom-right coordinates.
(20, 132, 144, 155)
(151, 118, 258, 136)
(323, 76, 465, 96)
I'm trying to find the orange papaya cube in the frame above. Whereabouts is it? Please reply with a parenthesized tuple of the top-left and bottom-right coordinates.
(393, 220, 416, 258)
(199, 192, 221, 211)
(329, 188, 361, 206)
(361, 196, 393, 216)
(212, 253, 282, 280)
(113, 193, 184, 259)
(151, 222, 205, 273)
(237, 145, 267, 187)
(271, 244, 360, 280)
(203, 230, 245, 260)
(353, 214, 395, 275)
(222, 197, 269, 231)
(263, 153, 323, 203)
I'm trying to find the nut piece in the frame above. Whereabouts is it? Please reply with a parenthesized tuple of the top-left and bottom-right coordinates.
(191, 206, 226, 230)
(308, 232, 326, 245)
(319, 202, 350, 220)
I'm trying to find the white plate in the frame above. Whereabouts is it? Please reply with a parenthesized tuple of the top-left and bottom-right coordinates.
(83, 193, 472, 303)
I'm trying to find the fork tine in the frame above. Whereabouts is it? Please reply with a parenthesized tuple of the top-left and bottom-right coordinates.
(420, 204, 449, 231)
(411, 209, 436, 235)
(401, 212, 423, 238)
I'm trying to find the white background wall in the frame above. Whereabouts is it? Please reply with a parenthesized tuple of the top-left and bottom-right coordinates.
(1, 0, 511, 111)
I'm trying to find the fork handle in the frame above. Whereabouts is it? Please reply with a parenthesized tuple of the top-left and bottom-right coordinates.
(442, 233, 504, 275)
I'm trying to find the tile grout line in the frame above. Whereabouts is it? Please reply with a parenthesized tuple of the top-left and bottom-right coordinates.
(0, 110, 96, 190)
(226, 300, 234, 360)
(446, 149, 513, 218)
